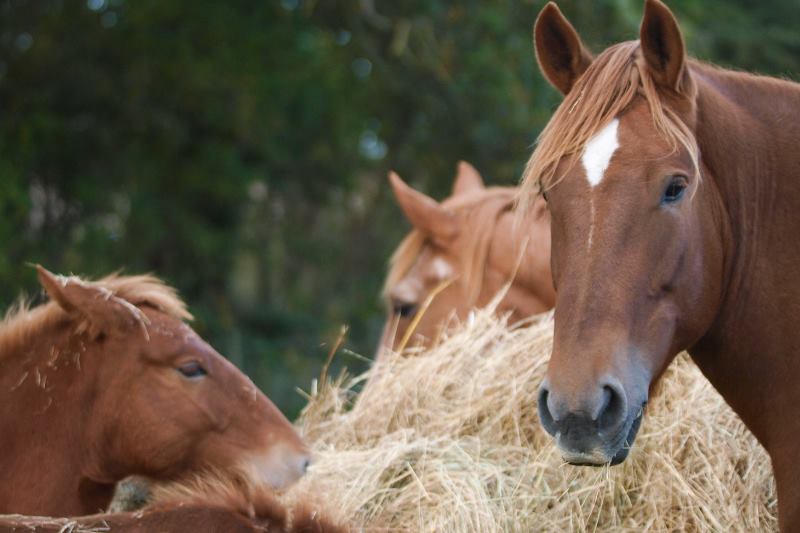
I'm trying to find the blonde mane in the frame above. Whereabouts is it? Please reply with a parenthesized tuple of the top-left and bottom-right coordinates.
(151, 469, 286, 522)
(0, 271, 192, 361)
(520, 40, 699, 201)
(383, 187, 517, 306)
(150, 469, 344, 532)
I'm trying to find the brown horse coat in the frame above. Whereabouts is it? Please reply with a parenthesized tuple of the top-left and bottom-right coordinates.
(527, 1, 800, 529)
(0, 267, 310, 517)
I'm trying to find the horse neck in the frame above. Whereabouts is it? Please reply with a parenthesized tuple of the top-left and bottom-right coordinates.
(0, 321, 114, 515)
(695, 62, 800, 268)
(690, 64, 800, 482)
(481, 199, 554, 318)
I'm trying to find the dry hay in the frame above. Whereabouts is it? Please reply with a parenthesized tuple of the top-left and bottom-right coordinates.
(287, 304, 777, 532)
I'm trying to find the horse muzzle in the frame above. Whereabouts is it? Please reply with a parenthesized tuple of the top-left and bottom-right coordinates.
(537, 374, 648, 465)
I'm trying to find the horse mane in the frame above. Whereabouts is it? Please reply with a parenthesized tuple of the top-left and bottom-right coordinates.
(383, 187, 517, 306)
(151, 470, 346, 532)
(520, 40, 699, 203)
(151, 470, 287, 526)
(0, 271, 192, 361)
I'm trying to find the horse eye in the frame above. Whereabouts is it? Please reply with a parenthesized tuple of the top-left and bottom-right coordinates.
(392, 301, 417, 318)
(662, 176, 688, 204)
(177, 361, 207, 379)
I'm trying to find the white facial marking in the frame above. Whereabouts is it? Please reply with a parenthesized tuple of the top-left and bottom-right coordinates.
(581, 119, 620, 187)
(431, 257, 454, 280)
(392, 278, 422, 304)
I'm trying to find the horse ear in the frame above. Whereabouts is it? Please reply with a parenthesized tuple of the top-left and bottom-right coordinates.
(640, 0, 687, 92)
(452, 161, 485, 196)
(388, 171, 457, 244)
(534, 2, 593, 95)
(36, 265, 148, 338)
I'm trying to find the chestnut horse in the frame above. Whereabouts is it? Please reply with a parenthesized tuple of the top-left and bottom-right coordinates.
(379, 161, 553, 355)
(525, 1, 800, 529)
(0, 472, 345, 533)
(0, 266, 310, 517)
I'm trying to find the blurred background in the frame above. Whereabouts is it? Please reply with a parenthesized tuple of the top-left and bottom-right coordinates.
(1, 0, 798, 416)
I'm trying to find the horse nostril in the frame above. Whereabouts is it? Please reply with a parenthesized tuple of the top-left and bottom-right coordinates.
(301, 458, 312, 473)
(596, 381, 627, 431)
(537, 383, 558, 435)
(592, 386, 613, 421)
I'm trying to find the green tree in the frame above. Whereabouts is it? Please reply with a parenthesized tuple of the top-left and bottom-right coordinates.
(1, 0, 797, 415)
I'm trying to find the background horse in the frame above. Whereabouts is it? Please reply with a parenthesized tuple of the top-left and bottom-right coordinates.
(526, 1, 800, 529)
(0, 266, 310, 516)
(378, 161, 553, 355)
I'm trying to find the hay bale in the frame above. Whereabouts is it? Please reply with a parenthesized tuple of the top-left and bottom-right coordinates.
(288, 308, 777, 532)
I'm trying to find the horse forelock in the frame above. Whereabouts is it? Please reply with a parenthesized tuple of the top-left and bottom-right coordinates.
(383, 187, 516, 306)
(92, 272, 192, 322)
(0, 272, 192, 362)
(519, 40, 700, 209)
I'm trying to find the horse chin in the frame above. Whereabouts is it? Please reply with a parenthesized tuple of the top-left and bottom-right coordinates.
(561, 450, 613, 467)
(562, 402, 646, 467)
(608, 405, 645, 465)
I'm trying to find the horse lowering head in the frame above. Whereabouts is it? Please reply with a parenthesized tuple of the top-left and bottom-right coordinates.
(36, 266, 312, 486)
(0, 266, 309, 515)
(379, 162, 553, 354)
(526, 1, 725, 464)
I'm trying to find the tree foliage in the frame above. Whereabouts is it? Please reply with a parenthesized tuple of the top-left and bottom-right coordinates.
(1, 0, 797, 414)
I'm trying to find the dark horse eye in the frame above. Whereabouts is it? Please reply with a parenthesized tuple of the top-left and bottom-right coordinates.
(177, 361, 207, 379)
(392, 301, 417, 318)
(662, 176, 688, 204)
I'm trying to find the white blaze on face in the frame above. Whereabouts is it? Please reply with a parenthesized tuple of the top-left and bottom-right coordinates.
(430, 257, 454, 281)
(581, 119, 620, 188)
(588, 199, 596, 250)
(580, 119, 620, 250)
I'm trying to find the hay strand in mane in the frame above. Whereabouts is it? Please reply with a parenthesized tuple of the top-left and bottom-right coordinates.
(0, 270, 192, 361)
